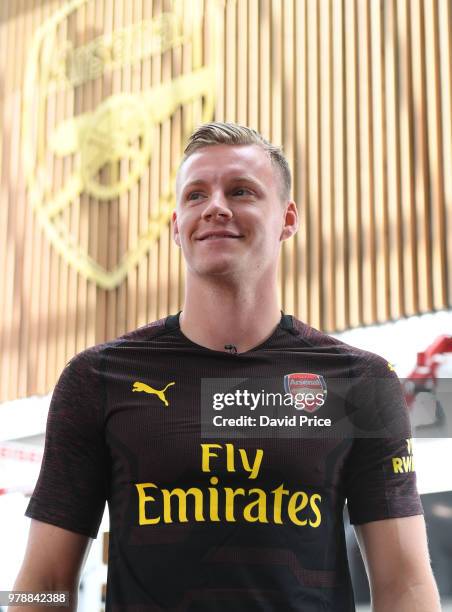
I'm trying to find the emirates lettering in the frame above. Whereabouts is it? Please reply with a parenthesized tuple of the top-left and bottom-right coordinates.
(135, 443, 323, 528)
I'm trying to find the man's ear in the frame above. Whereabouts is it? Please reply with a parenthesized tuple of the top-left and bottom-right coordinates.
(172, 210, 181, 247)
(280, 201, 299, 241)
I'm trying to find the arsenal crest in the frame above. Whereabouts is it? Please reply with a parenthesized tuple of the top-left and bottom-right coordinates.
(284, 373, 327, 413)
(22, 0, 222, 289)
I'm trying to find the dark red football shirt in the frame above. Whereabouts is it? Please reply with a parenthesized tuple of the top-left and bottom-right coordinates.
(25, 313, 422, 611)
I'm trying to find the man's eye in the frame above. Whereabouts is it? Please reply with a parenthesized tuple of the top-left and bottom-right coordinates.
(187, 192, 203, 200)
(234, 188, 252, 196)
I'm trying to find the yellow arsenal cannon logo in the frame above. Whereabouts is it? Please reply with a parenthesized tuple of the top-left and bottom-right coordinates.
(22, 0, 223, 289)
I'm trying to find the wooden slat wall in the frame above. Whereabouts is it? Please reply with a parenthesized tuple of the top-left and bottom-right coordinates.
(0, 0, 451, 402)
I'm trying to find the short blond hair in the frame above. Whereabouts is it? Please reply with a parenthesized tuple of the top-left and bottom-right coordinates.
(177, 122, 292, 202)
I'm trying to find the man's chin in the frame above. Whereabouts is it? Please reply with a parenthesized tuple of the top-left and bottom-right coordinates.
(189, 260, 242, 278)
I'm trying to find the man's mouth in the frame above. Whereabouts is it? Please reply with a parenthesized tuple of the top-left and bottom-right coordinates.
(196, 232, 243, 241)
(200, 235, 242, 241)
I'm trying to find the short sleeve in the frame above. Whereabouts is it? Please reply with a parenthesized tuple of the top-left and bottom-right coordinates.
(344, 353, 423, 525)
(25, 348, 108, 538)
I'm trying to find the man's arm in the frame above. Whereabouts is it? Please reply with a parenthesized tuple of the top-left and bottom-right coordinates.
(8, 519, 93, 612)
(354, 515, 441, 612)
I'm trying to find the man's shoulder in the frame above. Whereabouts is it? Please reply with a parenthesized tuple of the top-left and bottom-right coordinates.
(291, 316, 392, 375)
(63, 316, 173, 371)
(112, 315, 171, 343)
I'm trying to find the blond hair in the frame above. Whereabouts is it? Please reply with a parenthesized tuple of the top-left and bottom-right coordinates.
(177, 122, 292, 202)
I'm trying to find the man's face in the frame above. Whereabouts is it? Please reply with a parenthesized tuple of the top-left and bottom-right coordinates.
(172, 144, 297, 280)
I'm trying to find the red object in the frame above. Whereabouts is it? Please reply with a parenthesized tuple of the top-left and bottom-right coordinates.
(404, 335, 452, 408)
(0, 444, 43, 463)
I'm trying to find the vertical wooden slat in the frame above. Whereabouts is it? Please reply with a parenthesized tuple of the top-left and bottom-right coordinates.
(0, 0, 12, 399)
(16, 0, 36, 397)
(93, 0, 108, 342)
(325, 0, 336, 331)
(177, 0, 198, 311)
(3, 2, 23, 399)
(125, 0, 141, 331)
(315, 0, 323, 330)
(43, 0, 63, 385)
(175, 0, 185, 311)
(74, 4, 87, 353)
(181, 0, 207, 309)
(271, 0, 282, 145)
(104, 0, 117, 341)
(172, 0, 182, 317)
(64, 0, 76, 363)
(35, 1, 56, 394)
(281, 0, 295, 316)
(439, 0, 452, 306)
(294, 0, 307, 321)
(248, 0, 259, 128)
(258, 0, 272, 303)
(151, 0, 162, 320)
(8, 0, 26, 92)
(158, 0, 171, 321)
(380, 0, 390, 322)
(271, 0, 284, 306)
(168, 0, 179, 315)
(115, 0, 131, 334)
(292, 0, 300, 320)
(74, 0, 88, 355)
(385, 0, 404, 319)
(84, 0, 98, 351)
(9, 0, 28, 396)
(44, 43, 59, 390)
(180, 0, 193, 153)
(192, 0, 203, 70)
(176, 0, 190, 318)
(332, 0, 347, 331)
(294, 0, 310, 320)
(411, 0, 433, 313)
(306, 0, 320, 329)
(397, 0, 418, 317)
(0, 2, 5, 368)
(357, 0, 376, 325)
(366, 0, 377, 323)
(259, 0, 270, 139)
(424, 0, 448, 310)
(137, 0, 152, 325)
(371, 0, 389, 322)
(167, 0, 180, 318)
(191, 0, 205, 128)
(111, 0, 125, 336)
(236, 0, 247, 125)
(345, 0, 362, 327)
(318, 0, 333, 331)
(224, 0, 236, 121)
(212, 0, 225, 122)
(49, 1, 63, 380)
(24, 0, 42, 394)
(64, 2, 80, 362)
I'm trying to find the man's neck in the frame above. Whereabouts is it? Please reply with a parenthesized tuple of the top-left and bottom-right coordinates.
(179, 276, 282, 354)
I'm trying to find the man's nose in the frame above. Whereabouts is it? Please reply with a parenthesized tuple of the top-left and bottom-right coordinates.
(201, 193, 233, 220)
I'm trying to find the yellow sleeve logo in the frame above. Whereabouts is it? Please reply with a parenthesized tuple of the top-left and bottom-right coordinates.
(392, 438, 415, 473)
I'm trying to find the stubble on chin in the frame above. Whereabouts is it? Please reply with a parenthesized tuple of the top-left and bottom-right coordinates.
(186, 253, 246, 281)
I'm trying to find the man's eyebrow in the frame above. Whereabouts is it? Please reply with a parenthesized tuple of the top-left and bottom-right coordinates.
(181, 176, 263, 191)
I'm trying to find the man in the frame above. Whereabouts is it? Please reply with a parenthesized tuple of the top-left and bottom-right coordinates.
(12, 122, 440, 611)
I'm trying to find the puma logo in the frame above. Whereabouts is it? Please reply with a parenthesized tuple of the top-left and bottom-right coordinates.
(132, 381, 175, 407)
